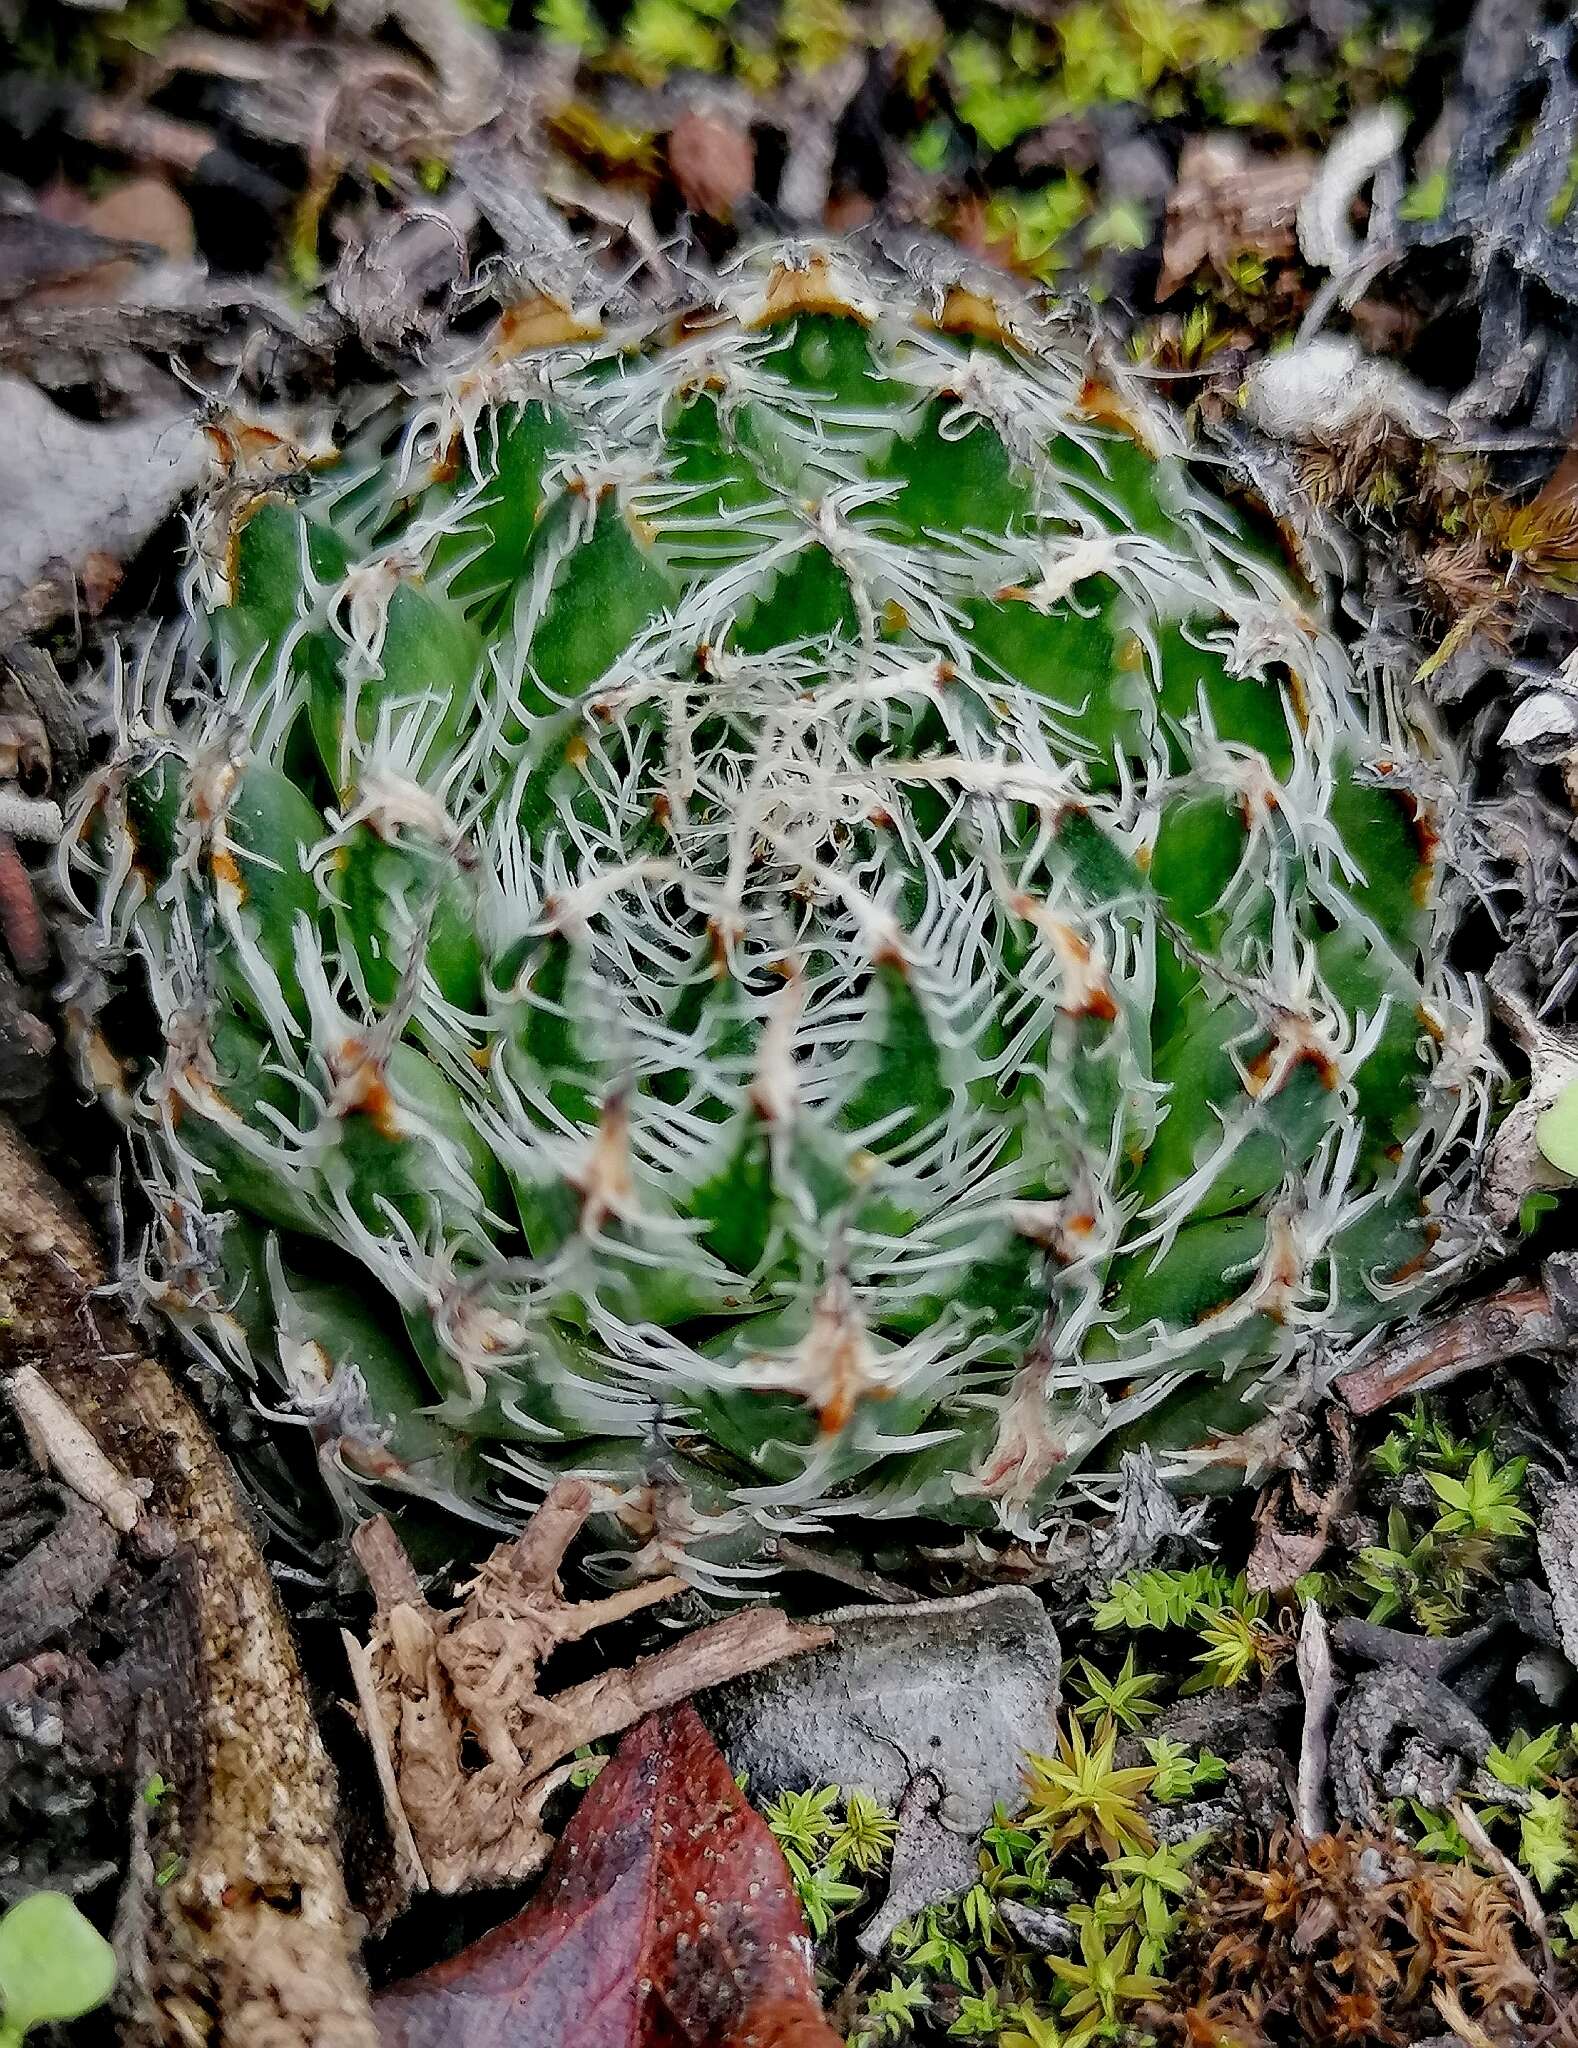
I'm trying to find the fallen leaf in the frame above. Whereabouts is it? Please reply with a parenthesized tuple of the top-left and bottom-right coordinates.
(1158, 135, 1315, 301)
(373, 1702, 840, 2048)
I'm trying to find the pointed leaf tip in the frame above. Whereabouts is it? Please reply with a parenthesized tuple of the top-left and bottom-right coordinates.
(372, 1703, 839, 2048)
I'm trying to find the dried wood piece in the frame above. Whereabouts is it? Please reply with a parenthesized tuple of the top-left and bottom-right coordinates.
(7, 1364, 147, 1533)
(0, 1489, 119, 1667)
(1331, 1664, 1491, 1829)
(0, 1115, 376, 2048)
(1295, 1599, 1335, 1841)
(2, 642, 86, 789)
(348, 1482, 831, 1896)
(762, 1532, 920, 1604)
(1331, 1615, 1500, 1677)
(65, 96, 216, 177)
(1335, 1281, 1565, 1414)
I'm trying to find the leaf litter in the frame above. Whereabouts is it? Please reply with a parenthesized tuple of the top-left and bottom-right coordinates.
(372, 1702, 840, 2048)
(345, 1478, 830, 1898)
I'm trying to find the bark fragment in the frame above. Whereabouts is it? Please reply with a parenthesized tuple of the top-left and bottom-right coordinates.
(0, 1115, 376, 2048)
(1336, 1281, 1566, 1414)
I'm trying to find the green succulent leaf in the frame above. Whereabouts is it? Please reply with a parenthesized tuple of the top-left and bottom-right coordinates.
(1536, 1075, 1578, 1175)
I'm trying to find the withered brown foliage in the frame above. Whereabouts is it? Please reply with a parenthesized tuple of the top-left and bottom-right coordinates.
(1282, 426, 1578, 650)
(1147, 1825, 1574, 2048)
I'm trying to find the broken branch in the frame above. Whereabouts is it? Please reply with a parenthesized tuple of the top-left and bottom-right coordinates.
(0, 1115, 376, 2047)
(1335, 1282, 1564, 1414)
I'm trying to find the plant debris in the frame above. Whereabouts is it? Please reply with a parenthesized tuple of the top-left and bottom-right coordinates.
(346, 1481, 830, 1897)
(372, 1702, 840, 2048)
(1156, 135, 1314, 304)
(1537, 1483, 1578, 1672)
(1248, 1408, 1356, 1594)
(5, 5, 1578, 2044)
(1337, 1270, 1571, 1416)
(1152, 1822, 1562, 2048)
(0, 375, 204, 626)
(0, 1115, 377, 2045)
(667, 105, 755, 220)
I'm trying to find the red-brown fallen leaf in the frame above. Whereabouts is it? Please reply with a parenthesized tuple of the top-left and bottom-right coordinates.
(0, 835, 47, 978)
(373, 1702, 840, 2048)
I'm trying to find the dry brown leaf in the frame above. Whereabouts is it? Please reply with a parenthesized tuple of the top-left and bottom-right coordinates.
(347, 1482, 831, 1897)
(1158, 136, 1316, 301)
(1247, 1408, 1354, 1594)
(373, 1704, 840, 2048)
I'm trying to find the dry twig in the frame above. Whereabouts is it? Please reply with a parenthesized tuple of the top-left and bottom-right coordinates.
(1335, 1281, 1565, 1414)
(1295, 1599, 1335, 1840)
(346, 1482, 832, 1896)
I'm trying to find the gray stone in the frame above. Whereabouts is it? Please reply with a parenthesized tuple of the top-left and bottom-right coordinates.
(702, 1586, 1060, 1939)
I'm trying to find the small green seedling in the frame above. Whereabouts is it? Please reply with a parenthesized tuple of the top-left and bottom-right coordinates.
(1536, 1074, 1578, 1176)
(0, 1893, 117, 2047)
(1070, 1647, 1164, 1732)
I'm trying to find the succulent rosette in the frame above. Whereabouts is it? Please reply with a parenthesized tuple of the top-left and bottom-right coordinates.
(65, 240, 1492, 1579)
